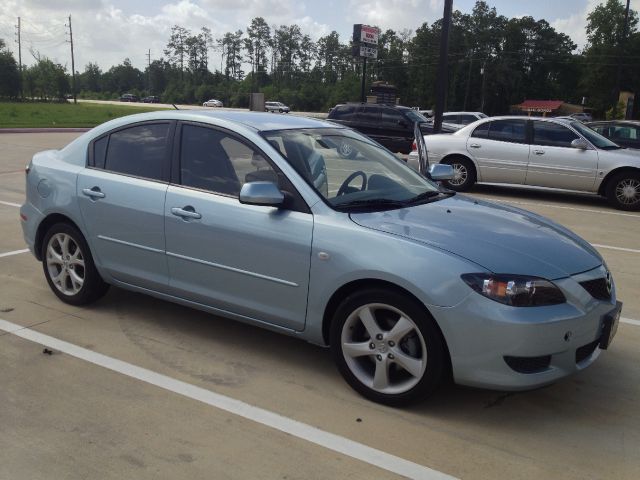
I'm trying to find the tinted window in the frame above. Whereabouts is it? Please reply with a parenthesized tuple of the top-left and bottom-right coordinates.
(471, 122, 490, 138)
(533, 121, 579, 147)
(331, 105, 357, 121)
(93, 136, 108, 169)
(488, 120, 527, 143)
(459, 115, 478, 125)
(357, 106, 381, 123)
(105, 123, 170, 180)
(381, 108, 405, 127)
(442, 114, 459, 124)
(180, 124, 278, 196)
(611, 126, 639, 140)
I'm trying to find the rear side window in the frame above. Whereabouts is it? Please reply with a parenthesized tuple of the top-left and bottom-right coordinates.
(533, 121, 579, 147)
(330, 105, 357, 121)
(443, 114, 458, 124)
(488, 120, 527, 143)
(93, 136, 108, 169)
(380, 108, 405, 127)
(357, 106, 381, 123)
(471, 122, 490, 138)
(459, 114, 478, 125)
(104, 123, 170, 180)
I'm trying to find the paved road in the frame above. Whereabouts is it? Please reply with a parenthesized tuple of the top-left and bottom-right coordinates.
(1, 133, 639, 480)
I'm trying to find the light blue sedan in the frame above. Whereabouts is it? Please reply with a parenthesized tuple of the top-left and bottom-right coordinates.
(20, 111, 621, 405)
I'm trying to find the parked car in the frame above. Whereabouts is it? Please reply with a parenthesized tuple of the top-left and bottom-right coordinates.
(21, 111, 621, 405)
(410, 116, 640, 210)
(265, 101, 290, 113)
(587, 120, 640, 150)
(142, 95, 161, 103)
(570, 112, 593, 122)
(119, 93, 139, 102)
(203, 99, 223, 107)
(327, 103, 453, 154)
(435, 111, 488, 131)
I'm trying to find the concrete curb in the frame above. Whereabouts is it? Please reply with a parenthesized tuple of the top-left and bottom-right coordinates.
(0, 128, 92, 134)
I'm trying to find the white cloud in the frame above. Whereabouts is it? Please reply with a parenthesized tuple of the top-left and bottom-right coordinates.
(345, 0, 443, 33)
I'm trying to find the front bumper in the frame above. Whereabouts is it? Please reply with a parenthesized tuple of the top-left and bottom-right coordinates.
(430, 270, 619, 391)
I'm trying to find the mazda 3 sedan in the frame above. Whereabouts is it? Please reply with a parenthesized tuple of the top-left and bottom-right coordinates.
(21, 111, 621, 405)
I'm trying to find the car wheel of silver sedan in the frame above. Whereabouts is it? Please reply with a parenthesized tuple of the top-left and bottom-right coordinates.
(42, 223, 109, 305)
(330, 288, 447, 405)
(606, 172, 640, 211)
(442, 157, 476, 192)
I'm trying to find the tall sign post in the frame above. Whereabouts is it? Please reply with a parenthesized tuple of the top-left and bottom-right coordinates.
(433, 0, 453, 134)
(352, 24, 379, 103)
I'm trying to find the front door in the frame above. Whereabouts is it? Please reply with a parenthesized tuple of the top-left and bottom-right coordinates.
(164, 123, 313, 331)
(525, 121, 598, 191)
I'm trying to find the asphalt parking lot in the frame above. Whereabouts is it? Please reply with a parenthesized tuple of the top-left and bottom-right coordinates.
(1, 132, 639, 480)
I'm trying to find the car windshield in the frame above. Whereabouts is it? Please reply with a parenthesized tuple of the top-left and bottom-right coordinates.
(404, 110, 430, 123)
(571, 121, 622, 150)
(261, 128, 444, 211)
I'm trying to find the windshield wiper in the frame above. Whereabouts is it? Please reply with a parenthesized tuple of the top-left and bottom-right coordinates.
(403, 190, 455, 205)
(334, 198, 407, 211)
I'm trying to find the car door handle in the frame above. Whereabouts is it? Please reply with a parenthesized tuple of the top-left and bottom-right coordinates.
(171, 206, 202, 220)
(469, 143, 481, 148)
(533, 149, 545, 155)
(82, 187, 105, 199)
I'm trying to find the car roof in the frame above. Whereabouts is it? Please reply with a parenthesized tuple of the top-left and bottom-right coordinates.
(587, 120, 640, 126)
(95, 110, 338, 132)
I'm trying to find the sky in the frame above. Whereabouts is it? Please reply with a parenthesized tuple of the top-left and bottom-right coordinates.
(0, 0, 638, 73)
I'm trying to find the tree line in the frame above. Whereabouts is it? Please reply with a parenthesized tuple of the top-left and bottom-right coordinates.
(0, 0, 638, 117)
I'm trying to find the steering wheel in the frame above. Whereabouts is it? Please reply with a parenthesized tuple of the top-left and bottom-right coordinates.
(337, 171, 368, 196)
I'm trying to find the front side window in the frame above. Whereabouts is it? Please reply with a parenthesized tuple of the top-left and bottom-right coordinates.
(611, 125, 639, 141)
(487, 120, 527, 143)
(180, 124, 278, 196)
(331, 105, 357, 121)
(571, 122, 621, 150)
(442, 114, 459, 124)
(380, 108, 405, 127)
(357, 106, 381, 123)
(533, 121, 579, 147)
(262, 128, 444, 211)
(104, 123, 170, 180)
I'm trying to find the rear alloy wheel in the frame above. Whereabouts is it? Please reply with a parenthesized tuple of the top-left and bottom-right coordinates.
(443, 157, 476, 191)
(330, 289, 446, 406)
(42, 223, 109, 305)
(606, 172, 640, 211)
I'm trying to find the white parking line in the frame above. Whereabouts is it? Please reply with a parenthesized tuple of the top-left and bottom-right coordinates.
(592, 244, 640, 254)
(621, 317, 640, 326)
(0, 200, 21, 208)
(0, 318, 456, 480)
(0, 248, 29, 258)
(480, 197, 640, 219)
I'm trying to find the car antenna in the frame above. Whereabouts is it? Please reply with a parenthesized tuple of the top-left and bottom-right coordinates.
(172, 103, 179, 110)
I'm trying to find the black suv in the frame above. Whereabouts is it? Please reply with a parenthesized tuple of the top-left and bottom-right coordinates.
(327, 103, 452, 154)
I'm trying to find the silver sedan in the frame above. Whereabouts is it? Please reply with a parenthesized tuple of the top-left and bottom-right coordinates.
(410, 116, 640, 210)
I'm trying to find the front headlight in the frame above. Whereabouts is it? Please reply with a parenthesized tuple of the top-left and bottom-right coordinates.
(461, 273, 566, 307)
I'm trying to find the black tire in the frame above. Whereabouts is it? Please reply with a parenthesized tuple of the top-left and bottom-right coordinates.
(442, 156, 476, 191)
(41, 223, 109, 305)
(605, 171, 640, 211)
(330, 288, 447, 406)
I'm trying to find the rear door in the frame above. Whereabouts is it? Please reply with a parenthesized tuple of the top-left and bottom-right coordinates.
(77, 121, 174, 291)
(525, 120, 598, 190)
(466, 119, 529, 184)
(377, 107, 413, 153)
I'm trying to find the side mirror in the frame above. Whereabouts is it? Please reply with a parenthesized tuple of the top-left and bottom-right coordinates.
(428, 164, 455, 181)
(571, 138, 589, 150)
(239, 181, 284, 207)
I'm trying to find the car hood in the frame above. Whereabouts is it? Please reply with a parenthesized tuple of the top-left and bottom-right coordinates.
(349, 195, 602, 280)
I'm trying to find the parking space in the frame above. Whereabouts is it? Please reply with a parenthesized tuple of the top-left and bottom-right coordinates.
(1, 132, 639, 480)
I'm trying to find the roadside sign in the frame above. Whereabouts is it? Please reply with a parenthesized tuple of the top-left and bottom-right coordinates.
(353, 24, 379, 45)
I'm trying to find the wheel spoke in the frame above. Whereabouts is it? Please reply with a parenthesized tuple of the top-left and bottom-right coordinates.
(391, 349, 424, 378)
(373, 358, 390, 389)
(358, 306, 381, 339)
(342, 341, 374, 358)
(69, 269, 84, 289)
(58, 234, 70, 257)
(387, 316, 414, 343)
(47, 248, 63, 266)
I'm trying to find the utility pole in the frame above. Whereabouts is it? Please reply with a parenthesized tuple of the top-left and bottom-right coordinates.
(15, 17, 22, 99)
(433, 0, 453, 134)
(480, 60, 486, 113)
(146, 49, 151, 93)
(613, 0, 631, 118)
(66, 15, 77, 104)
(360, 57, 367, 103)
(463, 49, 473, 111)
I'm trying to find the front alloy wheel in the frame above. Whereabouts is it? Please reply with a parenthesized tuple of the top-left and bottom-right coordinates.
(330, 289, 446, 405)
(606, 172, 640, 211)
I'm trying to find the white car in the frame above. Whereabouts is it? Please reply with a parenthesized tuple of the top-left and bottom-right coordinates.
(203, 99, 223, 107)
(425, 111, 488, 131)
(409, 116, 640, 210)
(265, 101, 290, 113)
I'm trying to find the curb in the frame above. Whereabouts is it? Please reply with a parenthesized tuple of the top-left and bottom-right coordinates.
(0, 128, 91, 134)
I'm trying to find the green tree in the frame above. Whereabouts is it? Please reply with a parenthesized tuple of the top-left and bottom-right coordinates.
(0, 39, 20, 99)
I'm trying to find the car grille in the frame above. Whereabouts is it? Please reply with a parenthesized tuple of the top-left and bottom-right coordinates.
(575, 338, 600, 364)
(579, 278, 611, 301)
(504, 355, 551, 374)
